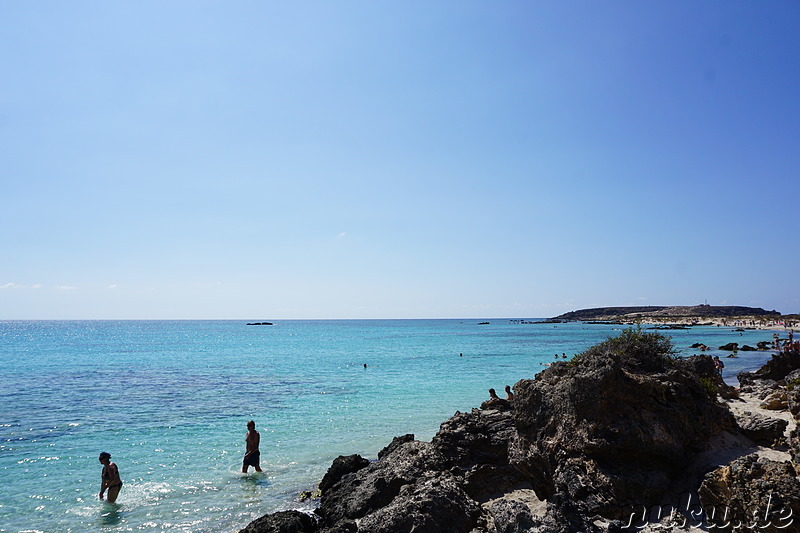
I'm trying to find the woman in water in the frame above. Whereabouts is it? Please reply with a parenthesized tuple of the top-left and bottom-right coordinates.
(98, 452, 123, 503)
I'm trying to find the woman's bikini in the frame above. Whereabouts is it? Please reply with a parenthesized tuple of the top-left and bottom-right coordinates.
(103, 464, 123, 489)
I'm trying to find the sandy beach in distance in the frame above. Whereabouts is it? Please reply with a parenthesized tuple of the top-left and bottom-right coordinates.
(620, 316, 798, 332)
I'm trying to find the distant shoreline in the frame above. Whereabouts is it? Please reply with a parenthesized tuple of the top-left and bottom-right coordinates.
(547, 305, 798, 332)
(567, 316, 796, 332)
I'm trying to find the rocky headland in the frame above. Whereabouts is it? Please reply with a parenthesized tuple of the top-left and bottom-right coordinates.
(547, 305, 799, 332)
(240, 329, 800, 533)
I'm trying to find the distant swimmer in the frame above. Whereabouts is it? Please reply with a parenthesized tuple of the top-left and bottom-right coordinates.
(242, 420, 263, 473)
(98, 452, 122, 503)
(505, 385, 514, 401)
(364, 363, 367, 369)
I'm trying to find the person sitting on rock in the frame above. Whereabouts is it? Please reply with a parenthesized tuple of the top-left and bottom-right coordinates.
(505, 385, 514, 401)
(481, 388, 511, 410)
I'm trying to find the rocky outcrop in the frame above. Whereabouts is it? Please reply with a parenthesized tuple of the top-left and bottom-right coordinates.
(788, 425, 800, 463)
(318, 454, 370, 494)
(698, 454, 800, 532)
(240, 329, 799, 533)
(238, 510, 318, 533)
(311, 406, 528, 533)
(786, 372, 800, 417)
(741, 345, 800, 382)
(761, 390, 789, 410)
(550, 305, 781, 322)
(351, 475, 481, 533)
(508, 333, 735, 523)
(735, 411, 788, 446)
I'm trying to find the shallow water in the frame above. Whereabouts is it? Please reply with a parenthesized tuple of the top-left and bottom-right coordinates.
(0, 319, 779, 532)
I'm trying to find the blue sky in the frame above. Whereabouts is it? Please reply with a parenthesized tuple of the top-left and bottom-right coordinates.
(1, 1, 799, 319)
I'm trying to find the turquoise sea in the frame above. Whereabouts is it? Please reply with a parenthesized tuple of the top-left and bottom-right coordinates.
(0, 319, 781, 532)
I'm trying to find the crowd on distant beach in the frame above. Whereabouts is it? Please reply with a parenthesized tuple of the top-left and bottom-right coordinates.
(638, 316, 798, 331)
(779, 330, 799, 354)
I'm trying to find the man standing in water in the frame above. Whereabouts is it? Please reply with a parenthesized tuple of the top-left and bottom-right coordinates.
(242, 420, 262, 473)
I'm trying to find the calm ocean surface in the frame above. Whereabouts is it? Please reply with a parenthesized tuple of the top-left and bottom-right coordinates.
(0, 319, 780, 532)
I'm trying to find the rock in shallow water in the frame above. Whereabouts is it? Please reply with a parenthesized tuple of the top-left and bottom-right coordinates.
(238, 510, 318, 533)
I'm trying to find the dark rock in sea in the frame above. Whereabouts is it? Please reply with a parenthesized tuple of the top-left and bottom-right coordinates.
(377, 434, 415, 460)
(719, 342, 739, 351)
(247, 322, 274, 326)
(318, 454, 370, 494)
(317, 440, 442, 527)
(758, 341, 772, 350)
(351, 475, 482, 533)
(698, 454, 800, 533)
(734, 410, 788, 446)
(740, 344, 757, 351)
(299, 490, 320, 502)
(238, 510, 318, 533)
(320, 405, 524, 530)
